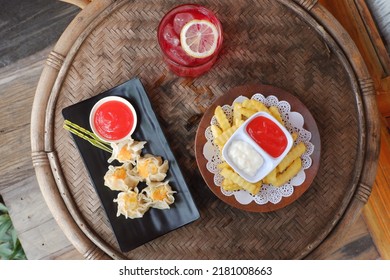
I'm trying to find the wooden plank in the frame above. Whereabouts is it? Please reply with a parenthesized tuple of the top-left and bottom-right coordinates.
(377, 91, 390, 117)
(355, 0, 390, 76)
(1, 176, 53, 232)
(17, 219, 79, 260)
(0, 0, 78, 68)
(365, 0, 390, 59)
(363, 120, 390, 260)
(51, 246, 84, 260)
(0, 175, 82, 259)
(324, 216, 380, 260)
(0, 48, 50, 192)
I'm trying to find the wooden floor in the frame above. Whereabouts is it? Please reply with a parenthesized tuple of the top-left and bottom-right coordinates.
(0, 0, 387, 260)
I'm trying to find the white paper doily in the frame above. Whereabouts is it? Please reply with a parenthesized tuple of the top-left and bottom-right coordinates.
(203, 93, 314, 205)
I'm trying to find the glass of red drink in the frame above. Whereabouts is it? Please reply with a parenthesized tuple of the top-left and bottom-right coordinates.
(157, 4, 223, 77)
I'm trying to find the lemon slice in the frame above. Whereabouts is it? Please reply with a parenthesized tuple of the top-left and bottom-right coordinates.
(180, 19, 219, 59)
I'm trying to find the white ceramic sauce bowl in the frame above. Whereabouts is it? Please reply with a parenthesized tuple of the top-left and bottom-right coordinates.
(222, 112, 293, 183)
(89, 96, 137, 143)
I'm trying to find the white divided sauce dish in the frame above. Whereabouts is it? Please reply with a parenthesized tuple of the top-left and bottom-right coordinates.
(222, 112, 293, 183)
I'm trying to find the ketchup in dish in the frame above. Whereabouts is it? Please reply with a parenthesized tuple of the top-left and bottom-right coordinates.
(246, 116, 287, 158)
(93, 99, 135, 141)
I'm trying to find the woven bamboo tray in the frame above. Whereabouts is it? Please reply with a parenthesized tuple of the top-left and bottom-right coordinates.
(31, 0, 380, 259)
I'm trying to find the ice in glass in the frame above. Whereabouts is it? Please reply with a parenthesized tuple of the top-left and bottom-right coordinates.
(158, 4, 223, 77)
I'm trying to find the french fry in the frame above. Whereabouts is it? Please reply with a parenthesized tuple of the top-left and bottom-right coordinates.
(225, 179, 263, 192)
(215, 106, 231, 131)
(233, 102, 242, 126)
(238, 107, 257, 119)
(217, 161, 231, 170)
(222, 178, 243, 191)
(243, 99, 270, 114)
(235, 119, 244, 126)
(254, 180, 263, 190)
(291, 132, 298, 142)
(263, 168, 277, 185)
(241, 99, 256, 111)
(269, 106, 284, 125)
(222, 183, 242, 192)
(211, 125, 223, 139)
(214, 125, 238, 147)
(277, 142, 306, 173)
(220, 168, 262, 195)
(273, 158, 302, 187)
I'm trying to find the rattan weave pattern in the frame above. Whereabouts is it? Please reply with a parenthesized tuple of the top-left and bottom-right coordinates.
(53, 0, 360, 259)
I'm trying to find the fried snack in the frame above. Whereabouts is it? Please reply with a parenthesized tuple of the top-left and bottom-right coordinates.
(238, 107, 257, 119)
(137, 154, 169, 183)
(241, 99, 257, 111)
(291, 132, 298, 142)
(273, 158, 302, 187)
(211, 124, 223, 139)
(242, 99, 270, 114)
(104, 163, 140, 192)
(222, 178, 243, 191)
(108, 138, 146, 164)
(220, 168, 262, 195)
(214, 106, 231, 131)
(269, 106, 284, 125)
(214, 125, 238, 147)
(235, 119, 244, 126)
(263, 168, 277, 185)
(233, 102, 242, 126)
(217, 161, 231, 170)
(142, 181, 176, 210)
(277, 142, 306, 173)
(114, 189, 150, 219)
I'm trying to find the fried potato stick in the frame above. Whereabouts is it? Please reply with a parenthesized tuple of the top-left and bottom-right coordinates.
(214, 125, 238, 147)
(277, 142, 306, 173)
(233, 102, 243, 126)
(220, 168, 262, 195)
(222, 178, 243, 191)
(238, 107, 257, 119)
(263, 168, 277, 185)
(291, 132, 298, 142)
(273, 158, 302, 187)
(269, 106, 284, 125)
(242, 99, 271, 114)
(217, 161, 231, 170)
(211, 124, 223, 139)
(214, 106, 231, 131)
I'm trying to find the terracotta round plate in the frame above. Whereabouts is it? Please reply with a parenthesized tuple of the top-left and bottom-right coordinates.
(195, 84, 321, 212)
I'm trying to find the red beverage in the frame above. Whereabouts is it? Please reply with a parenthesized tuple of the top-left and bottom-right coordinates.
(158, 4, 223, 77)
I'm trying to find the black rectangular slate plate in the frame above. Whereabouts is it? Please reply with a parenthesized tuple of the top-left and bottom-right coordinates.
(62, 78, 200, 252)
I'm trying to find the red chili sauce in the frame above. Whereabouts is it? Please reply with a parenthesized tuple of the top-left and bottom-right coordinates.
(246, 116, 287, 158)
(93, 100, 134, 141)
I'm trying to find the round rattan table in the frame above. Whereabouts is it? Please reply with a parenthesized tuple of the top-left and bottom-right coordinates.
(31, 0, 380, 259)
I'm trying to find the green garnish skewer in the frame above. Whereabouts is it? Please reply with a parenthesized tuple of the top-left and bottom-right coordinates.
(63, 120, 112, 153)
(64, 120, 108, 143)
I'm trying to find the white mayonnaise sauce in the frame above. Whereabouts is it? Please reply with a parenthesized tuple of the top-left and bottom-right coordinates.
(227, 140, 264, 176)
